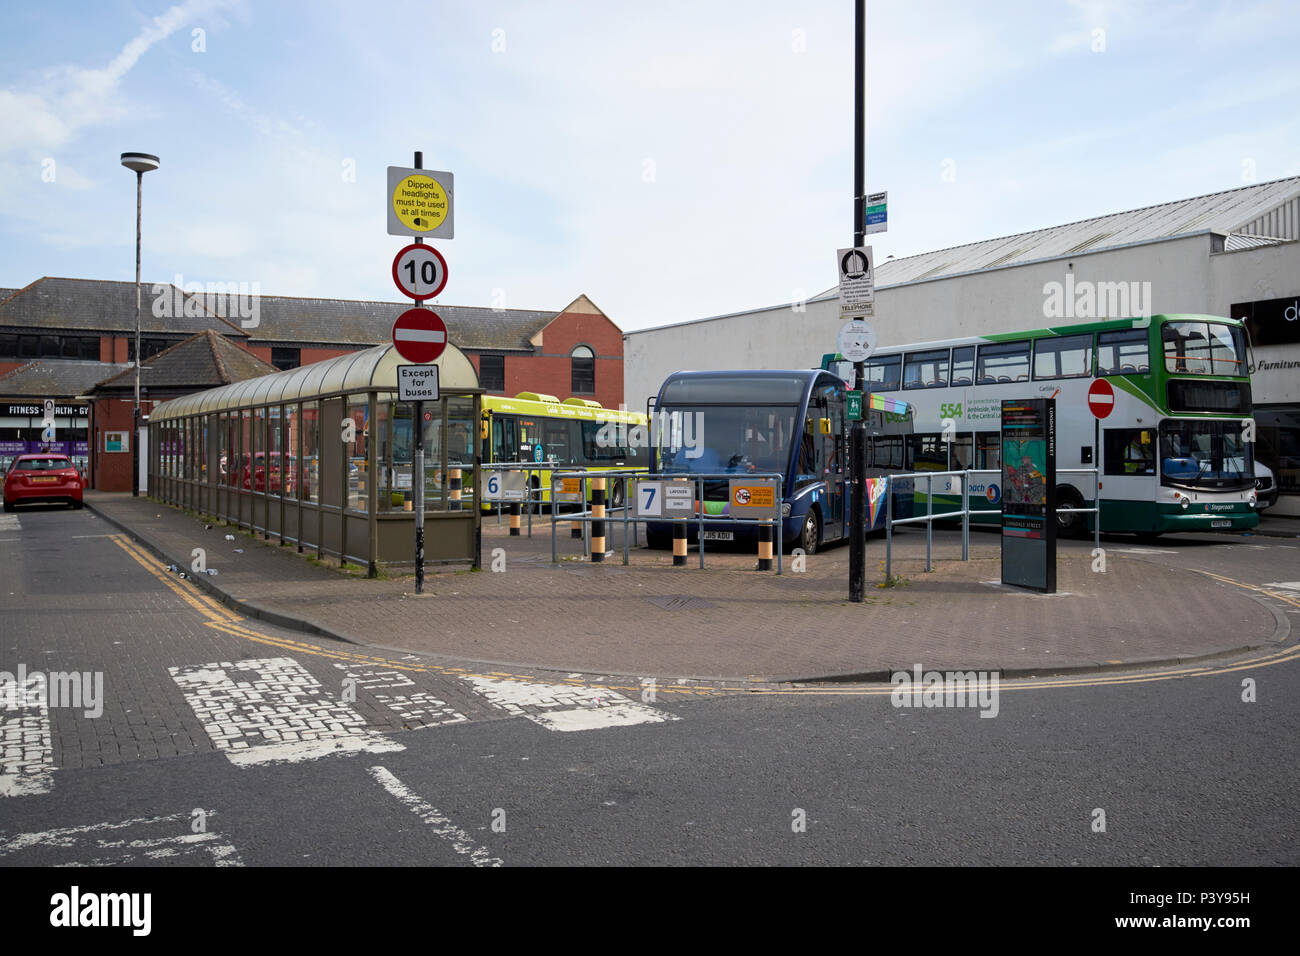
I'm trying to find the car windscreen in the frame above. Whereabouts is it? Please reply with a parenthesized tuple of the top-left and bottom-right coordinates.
(14, 458, 73, 471)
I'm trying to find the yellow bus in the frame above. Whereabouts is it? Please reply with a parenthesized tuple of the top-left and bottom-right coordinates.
(481, 392, 648, 508)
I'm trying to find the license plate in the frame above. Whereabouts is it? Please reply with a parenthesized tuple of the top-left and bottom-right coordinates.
(701, 531, 733, 541)
(1211, 519, 1232, 528)
(31, 476, 58, 483)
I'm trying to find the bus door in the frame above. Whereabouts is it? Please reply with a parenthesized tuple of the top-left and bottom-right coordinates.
(491, 416, 516, 463)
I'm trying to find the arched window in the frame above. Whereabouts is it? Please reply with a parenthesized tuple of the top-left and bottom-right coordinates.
(571, 345, 595, 394)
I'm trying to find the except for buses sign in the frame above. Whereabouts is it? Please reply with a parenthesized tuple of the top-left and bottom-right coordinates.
(397, 364, 440, 402)
(387, 166, 454, 239)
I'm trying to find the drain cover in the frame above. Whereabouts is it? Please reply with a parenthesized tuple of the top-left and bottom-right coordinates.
(645, 595, 717, 611)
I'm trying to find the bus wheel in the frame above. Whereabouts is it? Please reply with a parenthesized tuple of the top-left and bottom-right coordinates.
(610, 478, 625, 509)
(1055, 487, 1085, 538)
(1135, 531, 1164, 543)
(798, 509, 821, 555)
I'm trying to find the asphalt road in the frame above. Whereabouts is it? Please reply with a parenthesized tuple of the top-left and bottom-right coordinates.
(2, 505, 1297, 866)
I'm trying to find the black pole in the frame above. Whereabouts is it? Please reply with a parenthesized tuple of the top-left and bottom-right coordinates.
(848, 0, 867, 602)
(413, 150, 425, 594)
(132, 170, 142, 497)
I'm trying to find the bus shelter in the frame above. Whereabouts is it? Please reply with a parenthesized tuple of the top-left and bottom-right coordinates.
(147, 343, 482, 574)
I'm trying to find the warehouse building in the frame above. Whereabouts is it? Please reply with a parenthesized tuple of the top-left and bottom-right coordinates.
(624, 176, 1300, 515)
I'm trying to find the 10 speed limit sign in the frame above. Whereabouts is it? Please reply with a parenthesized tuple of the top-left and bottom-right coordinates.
(391, 243, 448, 301)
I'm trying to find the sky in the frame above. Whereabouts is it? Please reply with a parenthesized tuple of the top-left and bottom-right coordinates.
(1, 0, 1298, 333)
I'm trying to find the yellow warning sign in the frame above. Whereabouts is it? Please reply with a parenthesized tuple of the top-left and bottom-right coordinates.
(732, 485, 775, 509)
(392, 174, 449, 233)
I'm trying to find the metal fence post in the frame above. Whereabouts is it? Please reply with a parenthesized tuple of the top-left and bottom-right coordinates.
(776, 515, 783, 575)
(962, 469, 970, 561)
(1094, 467, 1101, 555)
(885, 480, 893, 582)
(623, 472, 630, 566)
(925, 473, 933, 573)
(697, 476, 705, 569)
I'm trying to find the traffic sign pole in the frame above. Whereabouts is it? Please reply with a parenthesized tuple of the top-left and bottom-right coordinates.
(413, 150, 425, 595)
(849, 0, 866, 604)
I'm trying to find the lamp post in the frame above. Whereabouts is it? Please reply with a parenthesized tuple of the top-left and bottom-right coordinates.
(121, 152, 159, 497)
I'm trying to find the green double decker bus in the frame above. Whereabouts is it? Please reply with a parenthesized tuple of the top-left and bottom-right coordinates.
(822, 314, 1260, 537)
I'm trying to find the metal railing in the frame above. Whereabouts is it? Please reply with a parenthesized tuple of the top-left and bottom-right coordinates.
(883, 467, 1101, 579)
(548, 470, 785, 572)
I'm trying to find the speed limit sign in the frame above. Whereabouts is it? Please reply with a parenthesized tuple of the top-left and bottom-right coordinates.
(391, 243, 448, 301)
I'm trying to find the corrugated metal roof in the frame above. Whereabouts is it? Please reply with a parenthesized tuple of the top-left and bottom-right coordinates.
(808, 174, 1300, 299)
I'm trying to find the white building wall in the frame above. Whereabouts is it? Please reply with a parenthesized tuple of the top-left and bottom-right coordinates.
(625, 233, 1214, 411)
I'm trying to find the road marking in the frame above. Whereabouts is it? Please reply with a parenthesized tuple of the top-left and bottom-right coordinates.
(0, 676, 54, 797)
(170, 657, 403, 767)
(366, 766, 501, 867)
(460, 674, 679, 731)
(0, 809, 241, 865)
(331, 664, 469, 728)
(0, 515, 20, 531)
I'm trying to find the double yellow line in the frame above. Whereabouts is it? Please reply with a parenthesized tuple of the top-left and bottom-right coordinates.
(107, 533, 724, 697)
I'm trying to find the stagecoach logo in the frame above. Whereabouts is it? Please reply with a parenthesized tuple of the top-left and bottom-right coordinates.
(968, 482, 1001, 503)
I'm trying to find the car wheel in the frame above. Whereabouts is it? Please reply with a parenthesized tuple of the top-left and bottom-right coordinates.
(1055, 487, 1085, 538)
(72, 499, 84, 510)
(798, 509, 820, 555)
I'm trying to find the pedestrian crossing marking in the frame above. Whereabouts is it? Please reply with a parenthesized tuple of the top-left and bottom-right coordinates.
(170, 657, 403, 766)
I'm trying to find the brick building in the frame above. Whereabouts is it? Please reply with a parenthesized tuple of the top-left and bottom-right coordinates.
(0, 278, 629, 490)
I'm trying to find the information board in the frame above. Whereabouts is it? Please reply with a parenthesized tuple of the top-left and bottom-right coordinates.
(1000, 398, 1056, 593)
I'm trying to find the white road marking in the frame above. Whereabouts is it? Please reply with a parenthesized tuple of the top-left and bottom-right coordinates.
(0, 515, 20, 531)
(332, 664, 468, 728)
(0, 676, 54, 797)
(0, 809, 241, 866)
(460, 674, 678, 732)
(1264, 582, 1300, 591)
(367, 766, 501, 867)
(170, 657, 402, 767)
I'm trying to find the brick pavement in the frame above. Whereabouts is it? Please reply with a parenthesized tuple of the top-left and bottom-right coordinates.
(84, 493, 1285, 682)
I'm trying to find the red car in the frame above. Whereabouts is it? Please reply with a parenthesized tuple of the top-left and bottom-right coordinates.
(3, 454, 84, 511)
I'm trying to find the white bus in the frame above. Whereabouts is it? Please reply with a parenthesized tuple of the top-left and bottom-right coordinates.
(823, 313, 1260, 538)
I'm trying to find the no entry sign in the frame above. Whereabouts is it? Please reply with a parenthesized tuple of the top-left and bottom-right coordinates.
(392, 308, 447, 364)
(1087, 378, 1115, 419)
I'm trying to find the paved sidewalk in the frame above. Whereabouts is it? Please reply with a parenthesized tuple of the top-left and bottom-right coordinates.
(82, 493, 1286, 683)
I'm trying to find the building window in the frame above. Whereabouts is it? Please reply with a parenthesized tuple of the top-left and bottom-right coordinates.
(127, 337, 172, 362)
(479, 354, 505, 391)
(571, 345, 595, 394)
(271, 346, 301, 370)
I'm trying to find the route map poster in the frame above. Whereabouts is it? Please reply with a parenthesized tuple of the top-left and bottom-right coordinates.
(1001, 398, 1056, 593)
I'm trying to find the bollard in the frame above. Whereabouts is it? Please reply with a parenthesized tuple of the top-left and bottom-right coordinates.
(449, 468, 462, 511)
(672, 520, 687, 566)
(757, 520, 773, 571)
(591, 476, 606, 562)
(509, 501, 520, 536)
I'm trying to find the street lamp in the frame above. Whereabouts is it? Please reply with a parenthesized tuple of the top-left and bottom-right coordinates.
(121, 152, 159, 497)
